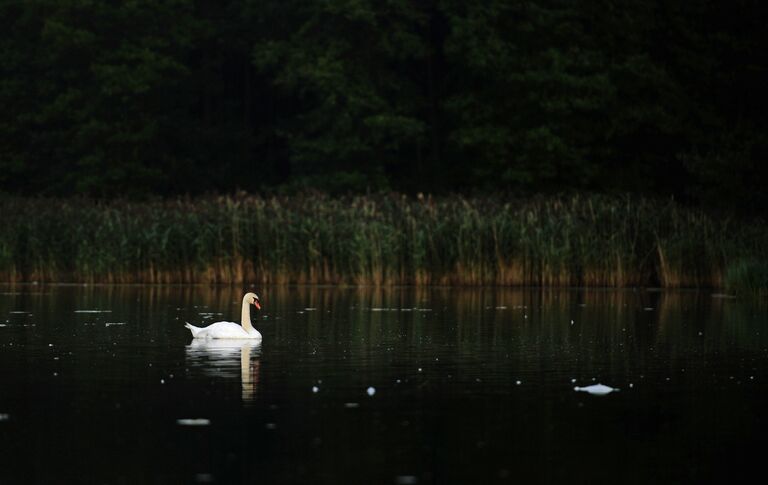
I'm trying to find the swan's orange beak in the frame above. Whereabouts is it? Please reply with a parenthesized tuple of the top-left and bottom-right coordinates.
(254, 300, 261, 310)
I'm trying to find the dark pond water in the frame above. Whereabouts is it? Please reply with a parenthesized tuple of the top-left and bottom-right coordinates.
(0, 285, 766, 484)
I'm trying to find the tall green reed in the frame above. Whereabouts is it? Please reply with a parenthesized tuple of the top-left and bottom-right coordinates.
(0, 193, 764, 289)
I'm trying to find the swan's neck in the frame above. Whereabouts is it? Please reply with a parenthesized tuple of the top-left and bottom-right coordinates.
(241, 298, 254, 332)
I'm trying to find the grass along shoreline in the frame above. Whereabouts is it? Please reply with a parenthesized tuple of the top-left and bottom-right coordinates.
(0, 194, 765, 292)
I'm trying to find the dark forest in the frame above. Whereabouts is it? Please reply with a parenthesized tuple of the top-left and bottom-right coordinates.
(1, 0, 766, 214)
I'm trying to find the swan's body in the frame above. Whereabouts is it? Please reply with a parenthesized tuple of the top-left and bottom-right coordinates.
(185, 321, 262, 340)
(185, 292, 262, 341)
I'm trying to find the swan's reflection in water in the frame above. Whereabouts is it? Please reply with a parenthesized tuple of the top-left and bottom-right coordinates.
(185, 339, 261, 402)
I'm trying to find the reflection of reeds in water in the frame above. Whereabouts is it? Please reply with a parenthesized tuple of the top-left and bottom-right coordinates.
(1, 194, 765, 289)
(3, 285, 763, 392)
(8, 284, 763, 358)
(283, 286, 768, 377)
(655, 291, 768, 354)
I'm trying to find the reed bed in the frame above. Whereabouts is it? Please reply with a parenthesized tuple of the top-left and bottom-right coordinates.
(0, 193, 765, 289)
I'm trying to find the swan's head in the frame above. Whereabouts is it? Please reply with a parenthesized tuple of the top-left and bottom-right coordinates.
(244, 292, 261, 310)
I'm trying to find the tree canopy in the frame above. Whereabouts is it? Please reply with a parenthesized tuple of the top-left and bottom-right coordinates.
(0, 0, 766, 212)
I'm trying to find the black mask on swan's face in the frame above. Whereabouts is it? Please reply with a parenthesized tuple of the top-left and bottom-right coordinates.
(245, 292, 261, 310)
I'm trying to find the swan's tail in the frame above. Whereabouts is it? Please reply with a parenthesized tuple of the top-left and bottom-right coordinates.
(184, 321, 204, 337)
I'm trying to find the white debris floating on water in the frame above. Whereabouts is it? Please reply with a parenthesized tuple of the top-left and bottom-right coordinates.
(0, 413, 9, 421)
(312, 386, 319, 393)
(195, 473, 215, 483)
(197, 313, 223, 318)
(105, 322, 127, 327)
(74, 310, 113, 313)
(344, 402, 360, 408)
(176, 418, 211, 426)
(367, 386, 376, 396)
(395, 476, 419, 485)
(574, 384, 619, 395)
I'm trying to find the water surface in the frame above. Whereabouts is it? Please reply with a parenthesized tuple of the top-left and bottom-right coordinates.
(0, 285, 766, 484)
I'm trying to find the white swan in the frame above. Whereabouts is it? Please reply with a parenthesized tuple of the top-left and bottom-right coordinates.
(184, 292, 262, 340)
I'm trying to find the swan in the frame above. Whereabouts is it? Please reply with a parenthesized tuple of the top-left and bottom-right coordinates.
(184, 292, 262, 340)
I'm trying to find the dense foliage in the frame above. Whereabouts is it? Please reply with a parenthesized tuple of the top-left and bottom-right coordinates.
(1, 194, 765, 290)
(0, 1, 766, 211)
